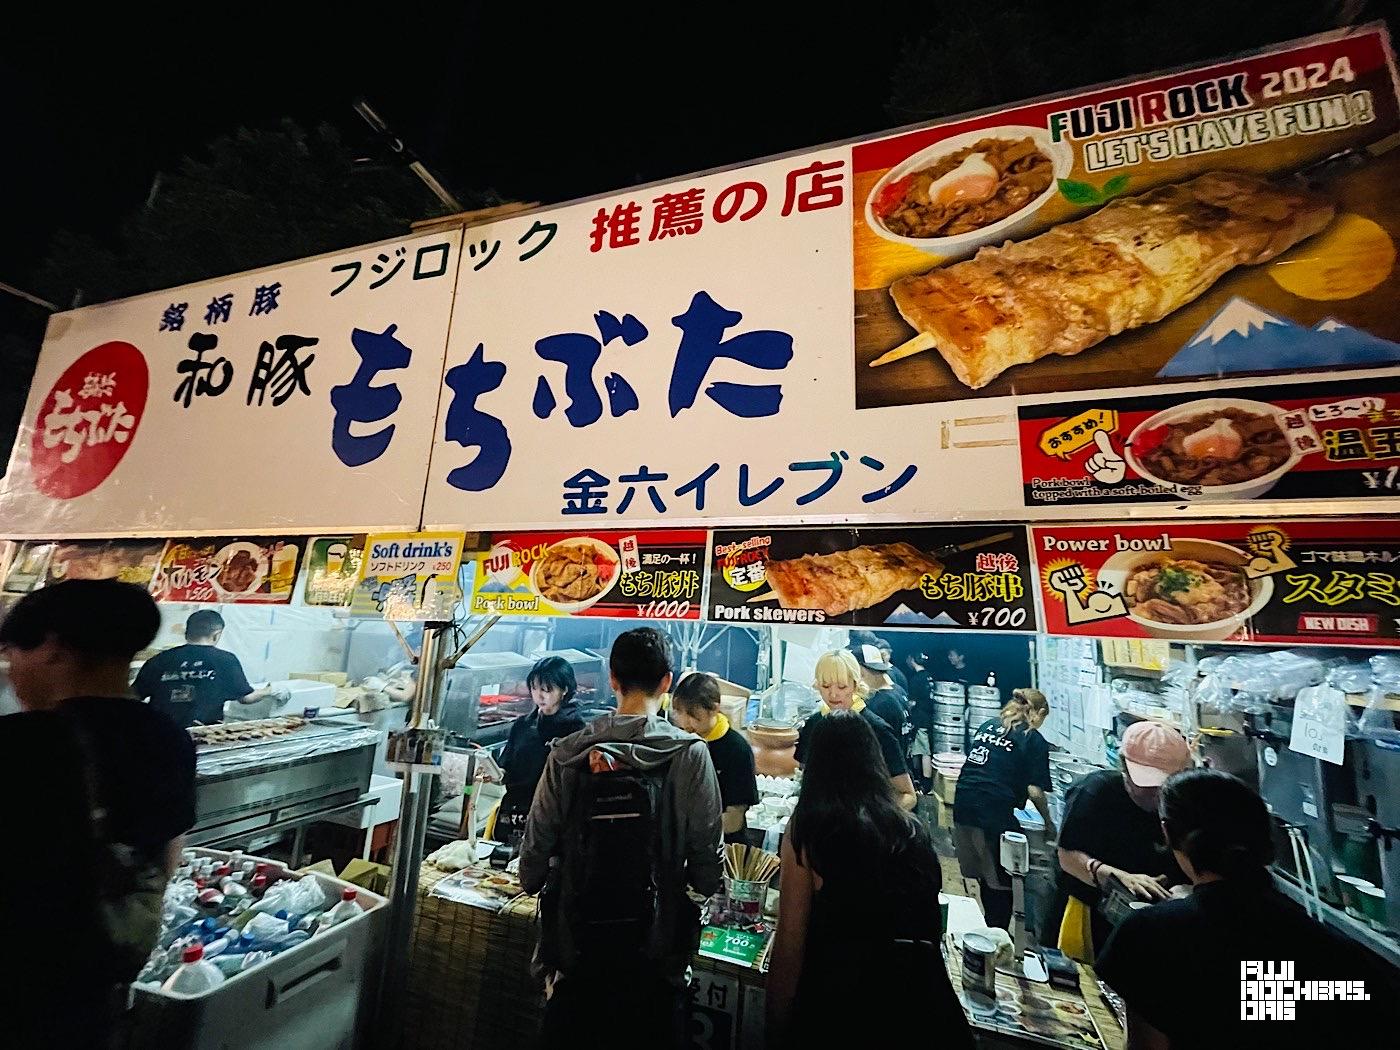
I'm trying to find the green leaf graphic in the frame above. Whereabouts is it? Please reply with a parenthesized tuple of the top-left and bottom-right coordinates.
(1102, 174, 1131, 199)
(1057, 178, 1102, 206)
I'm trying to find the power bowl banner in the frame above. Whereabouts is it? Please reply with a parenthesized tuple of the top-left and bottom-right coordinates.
(0, 230, 463, 538)
(1032, 519, 1400, 647)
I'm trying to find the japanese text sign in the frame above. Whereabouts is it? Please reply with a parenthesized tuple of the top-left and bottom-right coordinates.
(707, 525, 1038, 631)
(1018, 376, 1400, 507)
(1032, 519, 1400, 647)
(854, 26, 1400, 409)
(470, 529, 707, 619)
(0, 231, 462, 538)
(149, 537, 303, 605)
(353, 531, 465, 622)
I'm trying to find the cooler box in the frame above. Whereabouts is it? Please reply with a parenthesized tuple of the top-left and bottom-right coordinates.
(123, 848, 388, 1050)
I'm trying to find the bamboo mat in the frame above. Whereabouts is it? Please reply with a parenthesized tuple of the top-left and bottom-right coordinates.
(399, 865, 543, 1050)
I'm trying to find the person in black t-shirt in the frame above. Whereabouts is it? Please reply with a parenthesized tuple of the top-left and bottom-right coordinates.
(670, 671, 759, 844)
(798, 650, 917, 812)
(849, 640, 915, 770)
(132, 609, 282, 727)
(1052, 721, 1192, 958)
(0, 581, 196, 1049)
(1098, 769, 1398, 1049)
(495, 656, 588, 844)
(768, 711, 973, 1050)
(952, 688, 1055, 930)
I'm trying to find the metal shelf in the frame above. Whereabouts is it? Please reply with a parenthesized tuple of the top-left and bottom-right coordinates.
(1273, 874, 1400, 969)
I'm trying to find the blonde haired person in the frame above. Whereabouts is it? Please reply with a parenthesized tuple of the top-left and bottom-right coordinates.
(795, 650, 918, 811)
(951, 688, 1056, 930)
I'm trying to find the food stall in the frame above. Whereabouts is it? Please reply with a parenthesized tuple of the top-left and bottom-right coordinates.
(3, 20, 1400, 1050)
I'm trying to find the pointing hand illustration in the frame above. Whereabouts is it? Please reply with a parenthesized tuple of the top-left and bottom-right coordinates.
(1085, 429, 1127, 485)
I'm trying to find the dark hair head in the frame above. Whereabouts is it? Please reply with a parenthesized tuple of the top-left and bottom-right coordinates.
(849, 630, 883, 651)
(671, 672, 721, 714)
(790, 711, 929, 882)
(185, 609, 225, 641)
(527, 656, 576, 701)
(1160, 768, 1274, 881)
(609, 627, 673, 696)
(0, 580, 160, 663)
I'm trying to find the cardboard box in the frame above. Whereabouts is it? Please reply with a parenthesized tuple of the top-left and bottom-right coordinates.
(340, 859, 391, 895)
(291, 671, 350, 687)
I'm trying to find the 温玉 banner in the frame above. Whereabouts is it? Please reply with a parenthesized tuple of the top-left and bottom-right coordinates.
(1031, 519, 1400, 646)
(1018, 376, 1400, 507)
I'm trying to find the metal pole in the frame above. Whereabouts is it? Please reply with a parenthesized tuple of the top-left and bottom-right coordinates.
(376, 622, 447, 1044)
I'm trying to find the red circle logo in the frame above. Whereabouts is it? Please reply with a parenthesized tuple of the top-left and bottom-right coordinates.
(30, 341, 149, 499)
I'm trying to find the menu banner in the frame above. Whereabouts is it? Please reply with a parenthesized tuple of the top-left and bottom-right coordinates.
(149, 537, 304, 604)
(303, 536, 366, 607)
(352, 531, 466, 621)
(1018, 376, 1400, 507)
(44, 540, 166, 587)
(708, 525, 1037, 631)
(471, 530, 707, 619)
(854, 26, 1400, 409)
(1032, 519, 1400, 647)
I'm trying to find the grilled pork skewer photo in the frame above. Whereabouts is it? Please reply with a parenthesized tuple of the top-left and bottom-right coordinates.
(874, 171, 1335, 388)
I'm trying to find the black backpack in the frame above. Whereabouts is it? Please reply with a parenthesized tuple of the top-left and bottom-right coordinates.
(551, 748, 673, 967)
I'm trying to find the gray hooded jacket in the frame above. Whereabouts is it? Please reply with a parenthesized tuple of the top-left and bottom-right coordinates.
(519, 714, 724, 975)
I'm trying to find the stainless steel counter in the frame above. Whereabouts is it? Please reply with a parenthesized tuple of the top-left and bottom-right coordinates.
(190, 719, 379, 853)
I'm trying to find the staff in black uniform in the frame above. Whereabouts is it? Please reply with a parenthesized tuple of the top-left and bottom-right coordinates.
(132, 610, 283, 728)
(1098, 769, 1398, 1048)
(495, 657, 587, 844)
(670, 671, 759, 844)
(951, 688, 1055, 929)
(797, 650, 917, 812)
(849, 641, 914, 771)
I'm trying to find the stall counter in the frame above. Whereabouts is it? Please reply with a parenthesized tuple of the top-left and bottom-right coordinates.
(401, 862, 1125, 1050)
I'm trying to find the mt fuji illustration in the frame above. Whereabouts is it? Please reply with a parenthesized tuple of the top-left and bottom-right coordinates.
(884, 604, 957, 627)
(1157, 297, 1400, 378)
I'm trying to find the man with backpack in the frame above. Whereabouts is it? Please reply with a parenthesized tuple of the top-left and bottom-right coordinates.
(520, 627, 723, 1050)
(0, 581, 196, 1048)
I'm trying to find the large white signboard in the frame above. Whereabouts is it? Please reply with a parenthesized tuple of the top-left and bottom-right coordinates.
(0, 230, 463, 537)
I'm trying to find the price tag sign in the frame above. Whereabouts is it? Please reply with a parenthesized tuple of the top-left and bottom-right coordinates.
(1288, 710, 1345, 766)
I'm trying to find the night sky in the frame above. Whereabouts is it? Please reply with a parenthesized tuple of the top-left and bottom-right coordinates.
(2, 16, 901, 290)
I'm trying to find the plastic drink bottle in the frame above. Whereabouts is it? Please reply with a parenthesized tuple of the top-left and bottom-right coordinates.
(161, 943, 226, 994)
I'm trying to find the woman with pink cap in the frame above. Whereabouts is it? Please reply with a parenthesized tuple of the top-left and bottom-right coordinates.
(1051, 720, 1193, 959)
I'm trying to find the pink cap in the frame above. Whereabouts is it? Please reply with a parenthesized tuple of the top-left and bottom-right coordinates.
(1121, 721, 1191, 787)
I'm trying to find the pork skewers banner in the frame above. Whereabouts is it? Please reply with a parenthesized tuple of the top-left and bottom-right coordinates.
(707, 525, 1038, 631)
(1032, 519, 1400, 647)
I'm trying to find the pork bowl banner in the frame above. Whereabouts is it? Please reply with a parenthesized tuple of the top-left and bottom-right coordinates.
(707, 525, 1038, 631)
(1018, 375, 1400, 507)
(0, 229, 463, 538)
(853, 25, 1400, 409)
(149, 538, 304, 605)
(1032, 519, 1400, 647)
(470, 530, 707, 620)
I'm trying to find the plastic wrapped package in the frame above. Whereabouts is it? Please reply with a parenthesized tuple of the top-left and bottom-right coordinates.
(194, 726, 383, 778)
(1357, 665, 1400, 745)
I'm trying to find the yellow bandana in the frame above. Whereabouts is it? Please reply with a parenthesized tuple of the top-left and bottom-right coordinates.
(700, 713, 730, 742)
